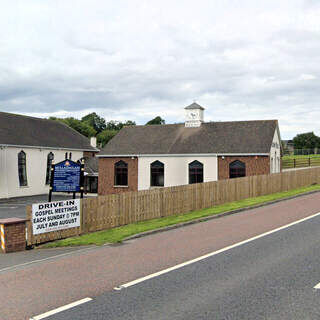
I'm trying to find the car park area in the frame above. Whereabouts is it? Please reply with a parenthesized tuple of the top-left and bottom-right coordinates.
(0, 194, 95, 220)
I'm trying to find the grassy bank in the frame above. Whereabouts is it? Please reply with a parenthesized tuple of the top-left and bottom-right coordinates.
(42, 184, 320, 248)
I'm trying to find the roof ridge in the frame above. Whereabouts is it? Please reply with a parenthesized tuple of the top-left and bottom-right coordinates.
(205, 119, 277, 124)
(123, 119, 277, 129)
(0, 111, 52, 121)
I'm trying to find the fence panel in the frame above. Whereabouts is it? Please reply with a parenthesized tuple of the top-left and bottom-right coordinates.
(26, 167, 320, 245)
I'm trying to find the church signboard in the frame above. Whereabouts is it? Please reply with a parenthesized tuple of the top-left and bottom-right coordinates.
(49, 159, 85, 201)
(53, 159, 81, 192)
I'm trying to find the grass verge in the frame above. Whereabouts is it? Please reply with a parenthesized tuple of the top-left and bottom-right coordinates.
(41, 184, 320, 248)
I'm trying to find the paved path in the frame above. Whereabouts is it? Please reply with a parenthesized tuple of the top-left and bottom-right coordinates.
(1, 192, 320, 319)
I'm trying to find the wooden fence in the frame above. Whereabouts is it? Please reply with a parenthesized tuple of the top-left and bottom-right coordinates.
(26, 167, 320, 245)
(282, 157, 320, 169)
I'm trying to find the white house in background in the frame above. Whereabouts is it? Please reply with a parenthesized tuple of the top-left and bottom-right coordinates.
(97, 103, 282, 195)
(0, 112, 98, 199)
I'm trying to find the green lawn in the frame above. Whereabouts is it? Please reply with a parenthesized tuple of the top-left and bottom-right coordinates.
(282, 154, 320, 160)
(41, 184, 320, 248)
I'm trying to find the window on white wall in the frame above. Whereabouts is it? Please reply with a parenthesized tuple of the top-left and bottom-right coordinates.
(45, 152, 54, 185)
(189, 160, 203, 184)
(150, 161, 164, 187)
(18, 151, 28, 186)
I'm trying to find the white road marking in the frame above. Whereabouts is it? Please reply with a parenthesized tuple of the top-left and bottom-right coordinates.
(114, 211, 320, 290)
(314, 282, 320, 289)
(29, 297, 92, 319)
(0, 206, 19, 209)
(0, 247, 96, 274)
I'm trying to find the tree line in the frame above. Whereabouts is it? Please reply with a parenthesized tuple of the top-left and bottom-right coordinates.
(49, 113, 165, 147)
(292, 132, 320, 150)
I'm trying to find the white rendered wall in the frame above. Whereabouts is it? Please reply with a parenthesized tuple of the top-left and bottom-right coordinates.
(138, 156, 218, 190)
(270, 129, 281, 173)
(0, 147, 83, 199)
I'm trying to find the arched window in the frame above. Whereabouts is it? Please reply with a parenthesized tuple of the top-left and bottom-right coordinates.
(114, 160, 128, 186)
(45, 152, 54, 185)
(18, 151, 28, 186)
(229, 160, 246, 178)
(189, 160, 203, 184)
(150, 161, 164, 187)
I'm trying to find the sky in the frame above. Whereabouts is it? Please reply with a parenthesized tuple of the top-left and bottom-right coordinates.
(1, 0, 320, 139)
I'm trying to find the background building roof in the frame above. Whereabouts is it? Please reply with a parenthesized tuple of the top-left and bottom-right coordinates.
(0, 112, 97, 151)
(84, 156, 98, 175)
(99, 120, 278, 156)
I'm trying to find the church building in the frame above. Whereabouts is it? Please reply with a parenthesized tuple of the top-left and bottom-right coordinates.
(0, 112, 98, 199)
(97, 103, 282, 195)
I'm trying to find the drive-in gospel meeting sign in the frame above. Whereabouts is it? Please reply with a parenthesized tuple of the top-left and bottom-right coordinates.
(32, 199, 81, 235)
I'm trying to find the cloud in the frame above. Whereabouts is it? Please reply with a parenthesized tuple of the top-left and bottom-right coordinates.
(0, 0, 320, 138)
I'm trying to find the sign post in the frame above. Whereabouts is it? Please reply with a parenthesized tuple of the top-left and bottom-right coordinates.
(48, 159, 84, 202)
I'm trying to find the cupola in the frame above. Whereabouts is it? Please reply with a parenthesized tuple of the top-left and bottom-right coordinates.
(184, 102, 205, 127)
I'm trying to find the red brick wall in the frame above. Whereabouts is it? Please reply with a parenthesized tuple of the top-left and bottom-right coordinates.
(1, 222, 26, 253)
(218, 156, 270, 180)
(98, 157, 138, 195)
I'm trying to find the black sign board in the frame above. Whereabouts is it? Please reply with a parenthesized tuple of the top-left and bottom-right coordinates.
(49, 159, 84, 202)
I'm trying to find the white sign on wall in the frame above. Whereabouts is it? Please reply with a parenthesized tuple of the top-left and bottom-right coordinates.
(32, 199, 81, 235)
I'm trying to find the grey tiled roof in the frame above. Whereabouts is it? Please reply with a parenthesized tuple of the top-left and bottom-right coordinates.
(184, 102, 205, 110)
(99, 120, 278, 156)
(84, 157, 98, 174)
(0, 112, 97, 151)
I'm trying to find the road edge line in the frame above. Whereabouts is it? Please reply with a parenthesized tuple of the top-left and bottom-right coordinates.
(0, 246, 96, 274)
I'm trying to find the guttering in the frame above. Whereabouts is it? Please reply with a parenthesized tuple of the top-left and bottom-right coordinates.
(0, 144, 99, 152)
(97, 153, 270, 158)
(217, 153, 269, 156)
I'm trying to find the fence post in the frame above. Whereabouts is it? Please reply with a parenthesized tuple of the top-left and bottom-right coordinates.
(294, 158, 296, 168)
(309, 157, 311, 167)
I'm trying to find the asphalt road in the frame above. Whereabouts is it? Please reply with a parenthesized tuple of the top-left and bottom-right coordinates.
(2, 192, 320, 319)
(48, 212, 320, 320)
(0, 194, 95, 219)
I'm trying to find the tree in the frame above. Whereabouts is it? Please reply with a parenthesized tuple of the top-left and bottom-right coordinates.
(292, 132, 320, 149)
(123, 120, 136, 127)
(105, 120, 136, 131)
(105, 120, 122, 131)
(146, 116, 165, 125)
(97, 130, 118, 147)
(50, 117, 96, 138)
(81, 112, 106, 134)
(49, 114, 135, 145)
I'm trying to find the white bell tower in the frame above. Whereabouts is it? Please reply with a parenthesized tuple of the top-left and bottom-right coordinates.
(185, 102, 205, 127)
